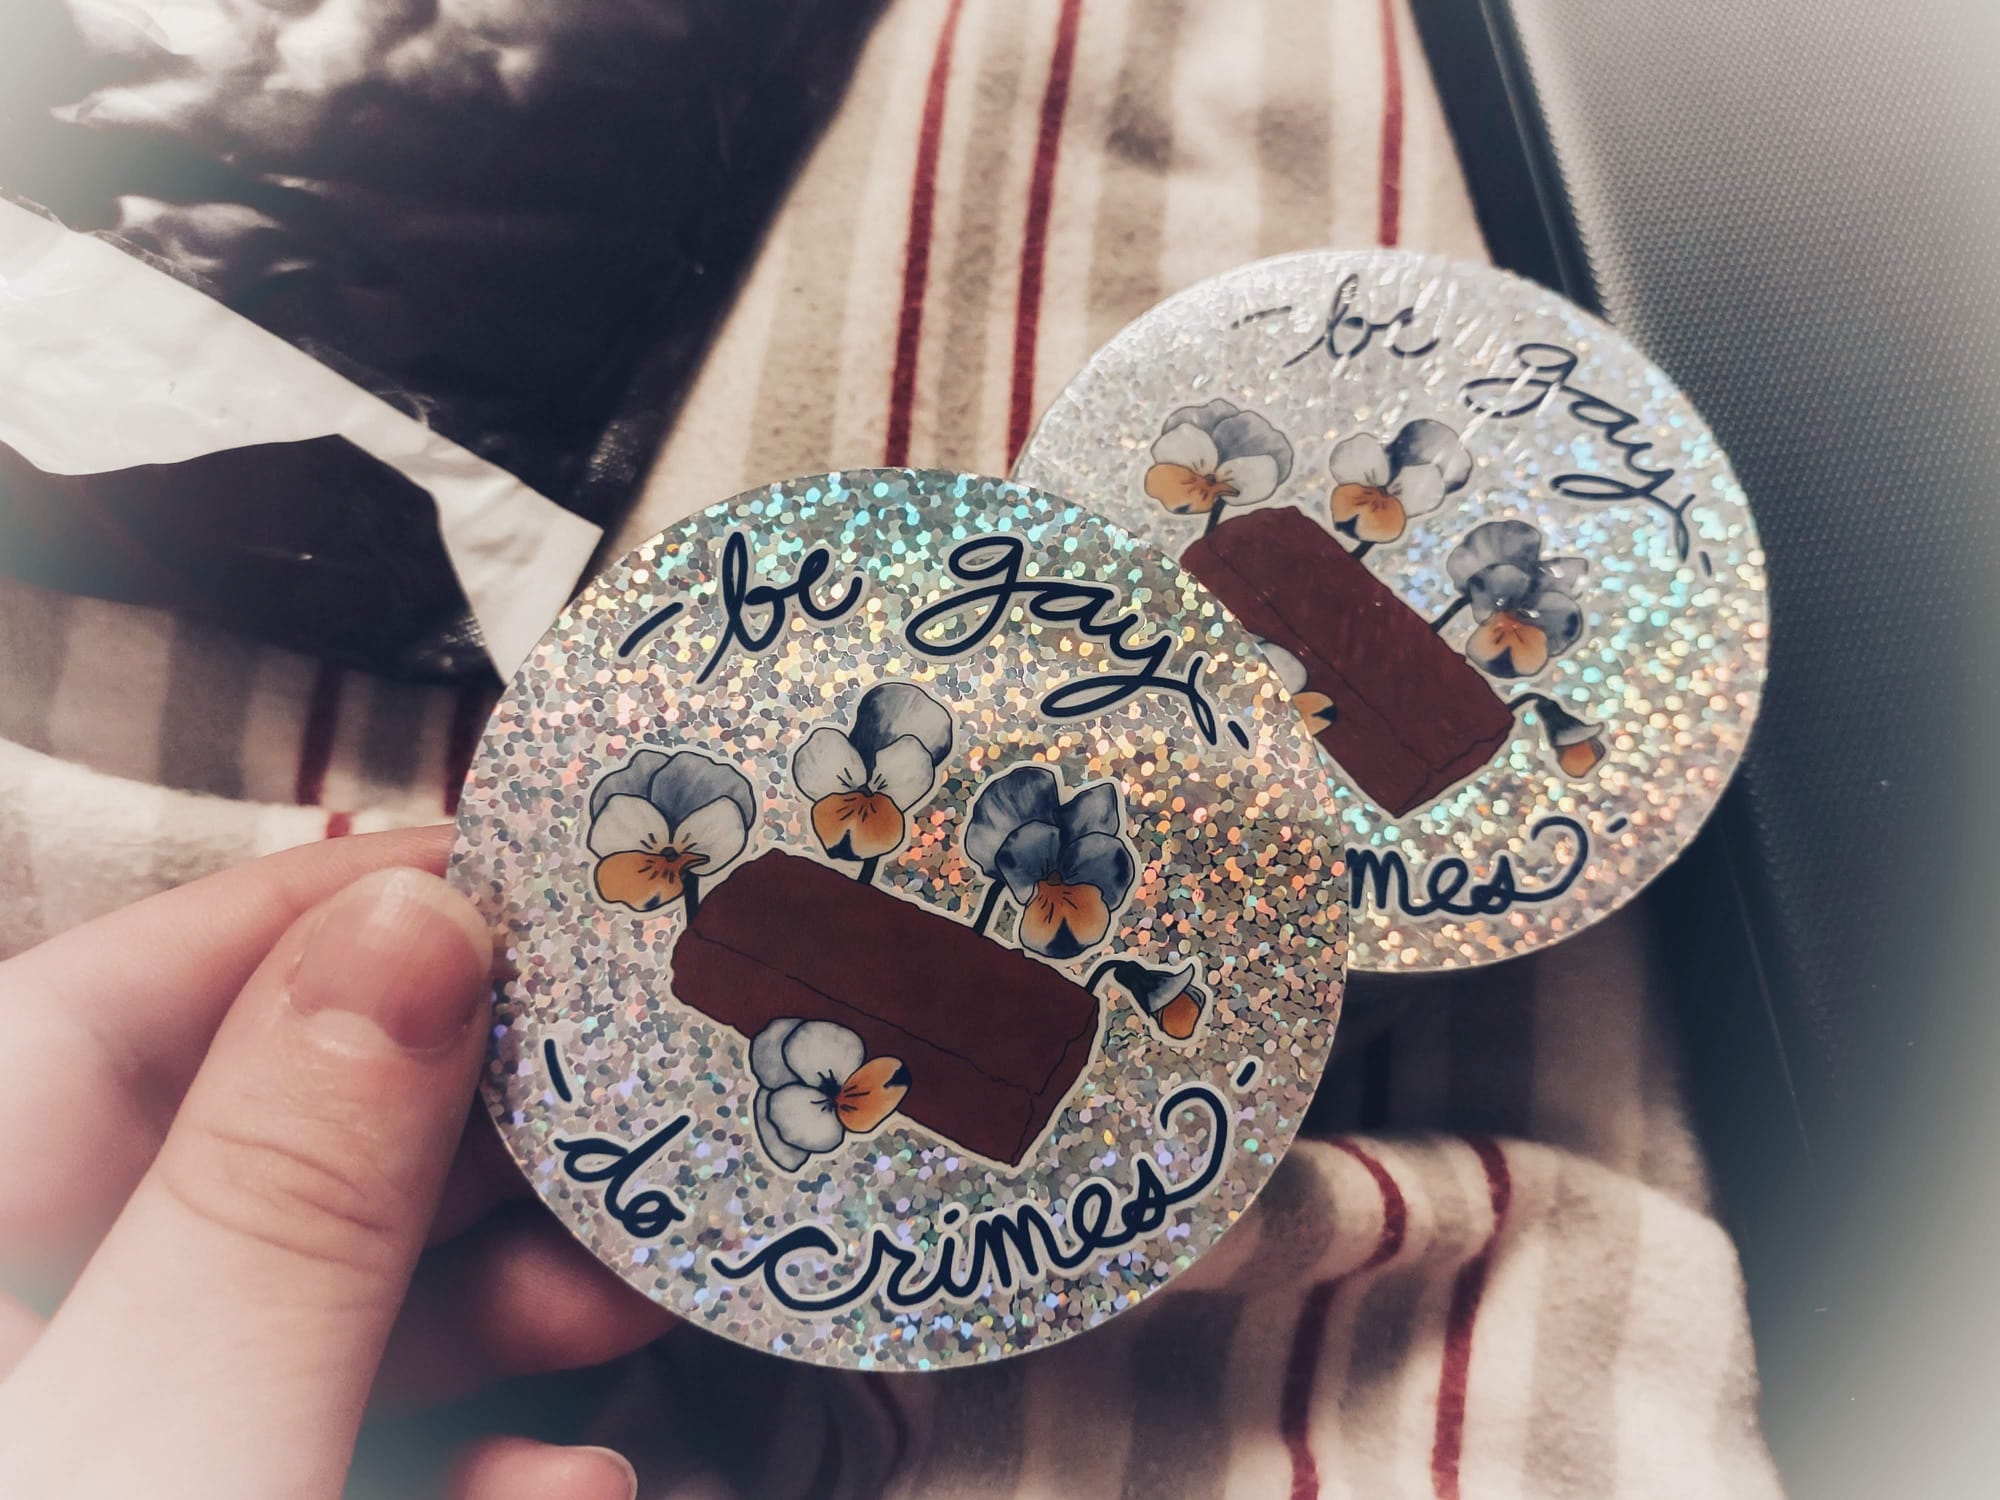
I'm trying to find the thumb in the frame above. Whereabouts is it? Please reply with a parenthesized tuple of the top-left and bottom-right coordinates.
(0, 867, 491, 1500)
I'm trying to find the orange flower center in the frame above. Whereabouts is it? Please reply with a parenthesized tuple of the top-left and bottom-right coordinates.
(1157, 991, 1202, 1040)
(1019, 879, 1113, 958)
(1330, 483, 1408, 542)
(1468, 610, 1550, 676)
(1291, 690, 1336, 736)
(833, 1056, 911, 1133)
(594, 846, 707, 911)
(1558, 738, 1605, 777)
(812, 789, 905, 861)
(1145, 462, 1239, 515)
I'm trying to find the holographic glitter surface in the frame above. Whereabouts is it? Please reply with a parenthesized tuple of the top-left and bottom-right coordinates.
(1015, 252, 1769, 971)
(452, 471, 1347, 1370)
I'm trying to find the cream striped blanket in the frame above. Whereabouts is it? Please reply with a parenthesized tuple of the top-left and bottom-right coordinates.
(0, 2, 1783, 1495)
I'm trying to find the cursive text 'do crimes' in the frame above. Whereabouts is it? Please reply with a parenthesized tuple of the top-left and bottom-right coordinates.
(1346, 814, 1589, 918)
(710, 1084, 1229, 1315)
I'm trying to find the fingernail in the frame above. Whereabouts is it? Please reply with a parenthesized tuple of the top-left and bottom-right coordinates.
(570, 1446, 639, 1500)
(290, 867, 492, 1050)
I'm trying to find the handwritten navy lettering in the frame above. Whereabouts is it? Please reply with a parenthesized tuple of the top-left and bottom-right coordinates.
(1460, 343, 1699, 562)
(692, 529, 864, 683)
(710, 1084, 1228, 1315)
(616, 601, 685, 659)
(1346, 814, 1589, 918)
(554, 1115, 691, 1239)
(1283, 273, 1440, 367)
(903, 536, 1219, 743)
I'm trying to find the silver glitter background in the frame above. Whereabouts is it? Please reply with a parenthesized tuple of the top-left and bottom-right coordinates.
(1014, 251, 1768, 971)
(452, 471, 1348, 1370)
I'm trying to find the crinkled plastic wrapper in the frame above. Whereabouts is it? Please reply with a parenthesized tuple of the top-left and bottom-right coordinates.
(0, 0, 883, 677)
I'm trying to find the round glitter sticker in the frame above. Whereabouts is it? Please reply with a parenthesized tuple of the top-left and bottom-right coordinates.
(452, 470, 1348, 1370)
(1015, 251, 1769, 971)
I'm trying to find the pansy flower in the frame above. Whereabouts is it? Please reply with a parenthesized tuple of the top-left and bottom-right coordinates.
(964, 765, 1136, 960)
(749, 1018, 908, 1173)
(1328, 418, 1471, 543)
(1534, 699, 1608, 777)
(793, 683, 953, 862)
(1257, 639, 1336, 736)
(1098, 959, 1211, 1041)
(1144, 399, 1294, 519)
(586, 750, 755, 913)
(1446, 520, 1587, 679)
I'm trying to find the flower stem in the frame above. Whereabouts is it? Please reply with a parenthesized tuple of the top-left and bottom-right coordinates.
(1430, 596, 1468, 632)
(1350, 541, 1375, 562)
(683, 873, 702, 923)
(1505, 692, 1553, 716)
(856, 856, 880, 887)
(970, 882, 1004, 936)
(1084, 959, 1122, 995)
(1203, 500, 1228, 536)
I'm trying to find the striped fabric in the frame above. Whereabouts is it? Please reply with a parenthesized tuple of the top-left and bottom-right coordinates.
(0, 1, 1783, 1495)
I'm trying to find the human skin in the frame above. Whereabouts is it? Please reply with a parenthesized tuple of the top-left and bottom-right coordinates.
(0, 827, 674, 1500)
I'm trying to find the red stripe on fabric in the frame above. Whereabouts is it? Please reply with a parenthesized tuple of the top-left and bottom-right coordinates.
(864, 1370, 912, 1485)
(1376, 0, 1405, 246)
(442, 680, 499, 816)
(295, 662, 344, 806)
(883, 0, 968, 468)
(1431, 1136, 1512, 1500)
(323, 811, 354, 839)
(1333, 1140, 1412, 1268)
(1280, 1278, 1342, 1500)
(1005, 0, 1084, 463)
(1280, 1141, 1411, 1500)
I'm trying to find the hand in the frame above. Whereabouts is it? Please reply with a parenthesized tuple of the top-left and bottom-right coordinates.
(0, 827, 675, 1499)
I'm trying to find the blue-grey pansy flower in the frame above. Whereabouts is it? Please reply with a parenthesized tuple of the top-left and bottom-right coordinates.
(1534, 698, 1608, 777)
(964, 765, 1136, 959)
(1114, 959, 1211, 1040)
(1446, 520, 1587, 678)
